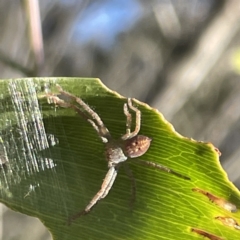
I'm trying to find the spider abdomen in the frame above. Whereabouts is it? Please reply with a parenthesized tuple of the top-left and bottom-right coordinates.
(124, 135, 152, 158)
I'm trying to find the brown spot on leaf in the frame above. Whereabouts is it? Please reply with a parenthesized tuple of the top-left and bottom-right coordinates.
(191, 228, 223, 240)
(215, 216, 240, 230)
(192, 188, 237, 212)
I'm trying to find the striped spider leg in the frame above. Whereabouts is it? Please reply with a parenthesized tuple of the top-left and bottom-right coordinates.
(46, 84, 190, 224)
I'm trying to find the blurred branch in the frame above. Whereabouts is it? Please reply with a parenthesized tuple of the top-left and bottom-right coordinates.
(24, 0, 44, 76)
(152, 0, 240, 119)
(153, 1, 181, 40)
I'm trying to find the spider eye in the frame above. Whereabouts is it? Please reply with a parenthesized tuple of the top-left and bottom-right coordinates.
(124, 135, 152, 158)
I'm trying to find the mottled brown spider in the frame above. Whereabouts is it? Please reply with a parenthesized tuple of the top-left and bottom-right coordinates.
(46, 84, 189, 223)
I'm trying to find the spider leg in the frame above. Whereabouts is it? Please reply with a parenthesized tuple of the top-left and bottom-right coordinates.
(74, 97, 110, 141)
(48, 92, 108, 143)
(48, 85, 111, 142)
(133, 159, 190, 180)
(56, 85, 106, 129)
(68, 166, 118, 224)
(122, 98, 141, 140)
(100, 166, 118, 199)
(123, 102, 132, 136)
(123, 163, 136, 209)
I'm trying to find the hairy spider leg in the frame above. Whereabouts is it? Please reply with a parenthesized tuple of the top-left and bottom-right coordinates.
(134, 159, 190, 180)
(123, 101, 132, 136)
(56, 84, 111, 143)
(68, 166, 118, 224)
(47, 93, 90, 122)
(47, 92, 108, 143)
(122, 98, 141, 140)
(100, 166, 118, 199)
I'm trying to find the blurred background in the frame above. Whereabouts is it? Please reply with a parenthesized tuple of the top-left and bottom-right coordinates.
(0, 0, 240, 239)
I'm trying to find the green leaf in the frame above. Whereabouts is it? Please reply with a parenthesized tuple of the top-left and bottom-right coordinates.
(0, 77, 239, 239)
